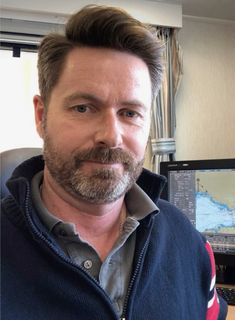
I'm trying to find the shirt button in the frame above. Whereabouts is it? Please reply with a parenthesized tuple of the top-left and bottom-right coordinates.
(83, 260, 93, 269)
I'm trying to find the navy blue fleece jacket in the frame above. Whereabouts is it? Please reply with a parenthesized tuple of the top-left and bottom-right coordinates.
(1, 156, 227, 319)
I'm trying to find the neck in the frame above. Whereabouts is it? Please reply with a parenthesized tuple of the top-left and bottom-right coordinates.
(41, 168, 126, 260)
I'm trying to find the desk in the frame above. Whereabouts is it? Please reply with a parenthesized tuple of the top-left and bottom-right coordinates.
(227, 305, 235, 320)
(216, 284, 235, 320)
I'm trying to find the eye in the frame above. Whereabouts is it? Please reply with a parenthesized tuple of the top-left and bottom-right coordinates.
(73, 105, 89, 113)
(125, 110, 136, 118)
(121, 109, 140, 118)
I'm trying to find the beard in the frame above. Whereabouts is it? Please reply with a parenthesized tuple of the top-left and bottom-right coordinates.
(43, 134, 144, 204)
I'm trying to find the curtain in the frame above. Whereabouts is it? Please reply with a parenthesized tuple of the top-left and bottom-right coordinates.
(150, 28, 183, 173)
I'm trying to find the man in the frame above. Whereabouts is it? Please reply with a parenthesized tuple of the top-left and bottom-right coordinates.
(1, 5, 227, 320)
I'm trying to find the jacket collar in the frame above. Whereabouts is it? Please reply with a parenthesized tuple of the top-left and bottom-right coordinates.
(137, 168, 167, 203)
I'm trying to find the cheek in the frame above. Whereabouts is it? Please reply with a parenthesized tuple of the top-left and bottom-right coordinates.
(126, 127, 150, 160)
(45, 116, 95, 153)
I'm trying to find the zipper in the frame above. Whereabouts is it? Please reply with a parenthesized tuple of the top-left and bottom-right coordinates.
(120, 223, 152, 320)
(23, 182, 120, 319)
(23, 180, 153, 320)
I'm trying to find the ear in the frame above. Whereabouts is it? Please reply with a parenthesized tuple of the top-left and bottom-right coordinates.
(33, 95, 45, 139)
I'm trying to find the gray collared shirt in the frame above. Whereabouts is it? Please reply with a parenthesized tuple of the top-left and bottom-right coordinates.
(31, 171, 158, 316)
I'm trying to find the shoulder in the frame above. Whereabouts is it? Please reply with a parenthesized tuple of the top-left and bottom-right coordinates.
(156, 198, 200, 231)
(152, 198, 208, 251)
(1, 195, 26, 231)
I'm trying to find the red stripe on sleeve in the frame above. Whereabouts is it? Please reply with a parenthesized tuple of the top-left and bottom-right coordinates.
(205, 241, 220, 320)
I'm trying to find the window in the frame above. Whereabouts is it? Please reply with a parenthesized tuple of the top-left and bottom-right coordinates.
(0, 49, 42, 151)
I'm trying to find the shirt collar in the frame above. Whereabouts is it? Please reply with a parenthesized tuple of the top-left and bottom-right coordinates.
(31, 171, 159, 234)
(31, 171, 61, 233)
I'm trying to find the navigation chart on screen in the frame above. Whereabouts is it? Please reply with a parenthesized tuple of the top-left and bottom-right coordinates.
(196, 170, 235, 234)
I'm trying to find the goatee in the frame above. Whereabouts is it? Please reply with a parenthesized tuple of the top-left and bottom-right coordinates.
(43, 135, 143, 204)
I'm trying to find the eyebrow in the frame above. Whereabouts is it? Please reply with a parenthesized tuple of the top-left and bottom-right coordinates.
(63, 92, 102, 106)
(63, 92, 148, 110)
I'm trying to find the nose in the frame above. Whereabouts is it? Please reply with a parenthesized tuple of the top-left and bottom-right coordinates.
(94, 110, 123, 148)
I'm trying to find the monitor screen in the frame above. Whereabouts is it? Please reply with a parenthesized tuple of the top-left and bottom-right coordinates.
(160, 159, 235, 275)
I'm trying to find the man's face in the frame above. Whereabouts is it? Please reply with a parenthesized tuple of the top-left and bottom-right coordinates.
(34, 47, 152, 204)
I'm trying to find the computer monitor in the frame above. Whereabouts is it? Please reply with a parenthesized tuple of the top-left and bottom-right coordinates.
(160, 158, 235, 284)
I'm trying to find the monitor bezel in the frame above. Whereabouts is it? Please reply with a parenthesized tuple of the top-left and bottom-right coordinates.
(160, 158, 235, 200)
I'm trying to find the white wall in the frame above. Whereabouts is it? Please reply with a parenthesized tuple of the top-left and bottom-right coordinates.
(175, 17, 235, 160)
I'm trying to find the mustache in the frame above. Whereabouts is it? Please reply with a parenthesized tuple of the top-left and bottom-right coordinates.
(73, 147, 135, 167)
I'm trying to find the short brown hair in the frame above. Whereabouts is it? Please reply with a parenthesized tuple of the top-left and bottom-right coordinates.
(38, 4, 164, 106)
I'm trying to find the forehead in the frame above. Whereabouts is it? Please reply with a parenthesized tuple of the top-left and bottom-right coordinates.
(51, 47, 152, 107)
(63, 47, 150, 85)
